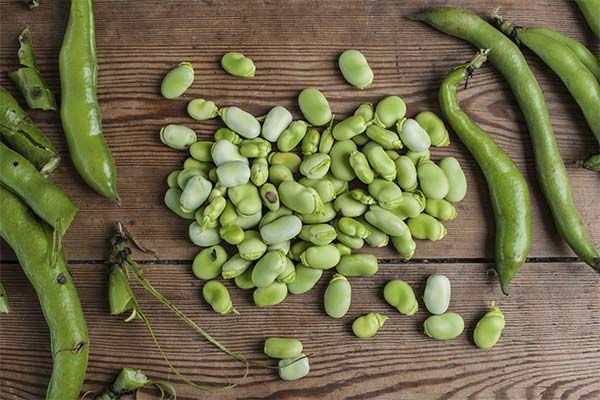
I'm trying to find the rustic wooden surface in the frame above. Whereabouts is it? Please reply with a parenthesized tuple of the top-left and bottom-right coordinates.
(0, 0, 599, 399)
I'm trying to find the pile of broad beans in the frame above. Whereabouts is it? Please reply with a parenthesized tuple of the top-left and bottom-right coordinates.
(160, 60, 468, 315)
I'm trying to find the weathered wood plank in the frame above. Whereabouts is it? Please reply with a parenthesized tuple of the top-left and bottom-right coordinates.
(1, 261, 599, 399)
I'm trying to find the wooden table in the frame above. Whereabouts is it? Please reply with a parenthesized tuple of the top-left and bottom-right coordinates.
(1, 1, 599, 399)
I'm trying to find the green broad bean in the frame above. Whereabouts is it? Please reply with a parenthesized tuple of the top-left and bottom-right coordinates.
(334, 192, 368, 217)
(298, 202, 337, 224)
(397, 118, 432, 152)
(352, 312, 388, 338)
(425, 198, 457, 221)
(415, 111, 449, 147)
(417, 159, 449, 200)
(349, 150, 375, 184)
(189, 140, 213, 162)
(390, 190, 426, 219)
(166, 170, 181, 188)
(383, 279, 418, 315)
(423, 312, 464, 341)
(183, 158, 211, 172)
(199, 196, 226, 228)
(395, 155, 418, 191)
(189, 222, 220, 246)
(390, 232, 416, 260)
(219, 224, 245, 245)
(279, 181, 324, 214)
(202, 280, 236, 315)
(334, 227, 365, 249)
(251, 157, 269, 186)
(253, 281, 288, 307)
(300, 244, 341, 269)
(180, 174, 212, 213)
(161, 61, 194, 99)
(228, 183, 261, 216)
(234, 267, 255, 290)
(473, 303, 505, 349)
(276, 257, 296, 284)
(352, 133, 370, 146)
(164, 188, 195, 219)
(269, 164, 294, 186)
(365, 205, 410, 236)
(363, 141, 397, 181)
(323, 173, 349, 196)
(278, 354, 310, 381)
(177, 168, 207, 189)
(194, 207, 215, 228)
(252, 251, 287, 288)
(385, 150, 400, 160)
(324, 274, 351, 318)
(350, 188, 377, 205)
(338, 49, 373, 89)
(260, 215, 303, 244)
(334, 242, 352, 256)
(289, 240, 312, 261)
(354, 102, 374, 121)
(405, 149, 430, 165)
(366, 125, 403, 150)
(237, 230, 267, 261)
(221, 52, 255, 78)
(286, 265, 320, 293)
(260, 183, 280, 211)
(236, 209, 262, 229)
(208, 184, 227, 202)
(374, 96, 406, 128)
(298, 88, 332, 126)
(268, 152, 302, 173)
(187, 99, 219, 121)
(193, 245, 228, 280)
(330, 140, 358, 181)
(358, 217, 389, 248)
(214, 127, 242, 145)
(209, 168, 219, 183)
(383, 279, 419, 315)
(332, 115, 369, 140)
(220, 106, 261, 139)
(222, 253, 253, 279)
(299, 223, 337, 245)
(211, 139, 248, 166)
(259, 206, 293, 229)
(439, 157, 467, 203)
(368, 179, 404, 209)
(338, 217, 371, 239)
(219, 200, 238, 226)
(264, 337, 303, 359)
(302, 128, 320, 156)
(299, 153, 331, 179)
(240, 138, 272, 158)
(160, 124, 196, 150)
(262, 106, 293, 142)
(407, 213, 447, 241)
(336, 254, 378, 276)
(268, 240, 291, 255)
(216, 161, 250, 188)
(423, 274, 451, 315)
(298, 178, 336, 203)
(277, 120, 309, 152)
(318, 122, 335, 153)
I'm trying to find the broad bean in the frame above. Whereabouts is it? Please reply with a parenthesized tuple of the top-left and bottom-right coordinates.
(302, 128, 320, 156)
(324, 274, 351, 318)
(365, 205, 410, 236)
(252, 251, 287, 287)
(199, 196, 226, 228)
(298, 88, 332, 126)
(407, 213, 447, 241)
(264, 337, 303, 359)
(262, 106, 293, 142)
(423, 312, 464, 340)
(236, 209, 262, 230)
(298, 202, 337, 224)
(251, 157, 269, 186)
(260, 215, 303, 244)
(330, 140, 358, 181)
(334, 225, 365, 249)
(220, 106, 261, 138)
(397, 118, 431, 152)
(167, 170, 181, 188)
(237, 230, 267, 261)
(299, 223, 337, 245)
(203, 280, 236, 314)
(338, 217, 371, 239)
(439, 157, 467, 203)
(277, 120, 309, 152)
(214, 127, 242, 145)
(259, 207, 293, 229)
(268, 152, 302, 173)
(188, 99, 219, 121)
(394, 155, 418, 191)
(319, 122, 335, 153)
(383, 279, 418, 315)
(323, 173, 349, 195)
(405, 149, 430, 165)
(390, 232, 416, 260)
(183, 158, 211, 172)
(276, 257, 296, 284)
(289, 240, 312, 261)
(221, 253, 253, 279)
(366, 125, 403, 149)
(417, 159, 449, 200)
(423, 274, 451, 314)
(333, 115, 368, 140)
(334, 192, 368, 217)
(177, 168, 207, 189)
(234, 267, 255, 290)
(352, 312, 388, 338)
(349, 151, 375, 184)
(219, 224, 245, 245)
(211, 139, 247, 166)
(336, 254, 378, 276)
(287, 265, 323, 294)
(260, 183, 280, 211)
(160, 124, 196, 150)
(390, 190, 426, 219)
(269, 164, 294, 186)
(253, 282, 288, 307)
(229, 183, 261, 216)
(299, 153, 331, 179)
(473, 303, 505, 349)
(334, 242, 352, 256)
(354, 102, 374, 121)
(278, 354, 310, 381)
(350, 188, 376, 205)
(358, 217, 389, 247)
(161, 62, 194, 99)
(374, 96, 406, 128)
(221, 52, 255, 78)
(425, 199, 457, 221)
(415, 111, 449, 147)
(240, 138, 271, 158)
(192, 245, 228, 280)
(298, 178, 336, 203)
(164, 188, 195, 219)
(268, 240, 291, 255)
(219, 200, 238, 226)
(300, 244, 341, 269)
(368, 179, 404, 209)
(279, 181, 324, 214)
(180, 175, 212, 213)
(363, 141, 396, 181)
(338, 49, 373, 89)
(352, 133, 370, 145)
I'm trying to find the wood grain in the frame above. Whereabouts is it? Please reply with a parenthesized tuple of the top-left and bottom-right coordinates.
(0, 0, 598, 261)
(1, 261, 599, 400)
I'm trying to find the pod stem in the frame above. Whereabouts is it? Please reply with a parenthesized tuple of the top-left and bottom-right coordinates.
(489, 9, 521, 44)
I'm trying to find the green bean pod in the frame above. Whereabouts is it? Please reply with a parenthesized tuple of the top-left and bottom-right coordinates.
(0, 142, 78, 236)
(0, 86, 60, 174)
(0, 186, 88, 399)
(414, 7, 598, 284)
(60, 0, 119, 202)
(576, 0, 600, 39)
